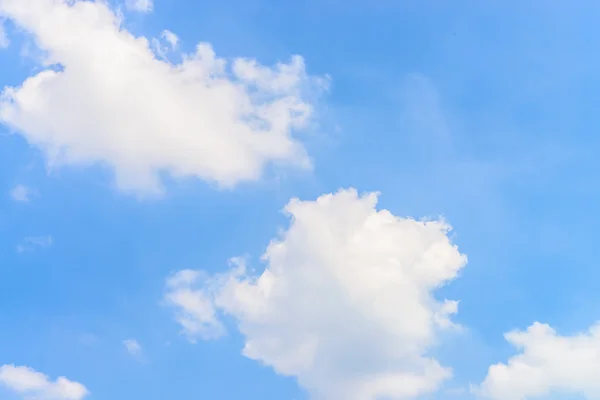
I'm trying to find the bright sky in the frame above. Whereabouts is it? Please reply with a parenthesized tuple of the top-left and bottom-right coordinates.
(1, 1, 600, 399)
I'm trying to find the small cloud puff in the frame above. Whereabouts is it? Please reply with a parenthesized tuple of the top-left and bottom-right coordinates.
(161, 30, 178, 49)
(17, 236, 53, 253)
(125, 0, 153, 13)
(0, 19, 8, 48)
(10, 184, 33, 203)
(123, 339, 142, 357)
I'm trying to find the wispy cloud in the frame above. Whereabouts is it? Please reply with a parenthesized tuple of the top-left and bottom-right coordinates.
(10, 184, 34, 203)
(123, 339, 142, 357)
(17, 236, 53, 253)
(0, 19, 8, 48)
(125, 0, 153, 13)
(161, 30, 178, 49)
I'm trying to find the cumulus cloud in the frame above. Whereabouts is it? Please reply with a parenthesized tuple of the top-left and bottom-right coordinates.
(9, 184, 33, 202)
(0, 364, 88, 400)
(0, 0, 325, 195)
(476, 322, 600, 400)
(123, 339, 142, 357)
(125, 0, 153, 13)
(165, 188, 467, 399)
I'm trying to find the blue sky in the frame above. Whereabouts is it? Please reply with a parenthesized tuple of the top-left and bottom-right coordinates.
(2, 1, 600, 399)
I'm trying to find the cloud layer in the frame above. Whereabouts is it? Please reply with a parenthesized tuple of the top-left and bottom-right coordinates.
(0, 0, 325, 195)
(0, 365, 88, 400)
(166, 188, 467, 399)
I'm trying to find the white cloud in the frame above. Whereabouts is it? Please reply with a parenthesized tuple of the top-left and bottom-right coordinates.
(0, 364, 88, 400)
(475, 322, 600, 400)
(152, 30, 178, 61)
(125, 0, 153, 13)
(10, 184, 33, 202)
(0, 0, 325, 195)
(165, 269, 225, 341)
(123, 339, 142, 357)
(161, 30, 178, 49)
(166, 188, 467, 400)
(17, 235, 53, 253)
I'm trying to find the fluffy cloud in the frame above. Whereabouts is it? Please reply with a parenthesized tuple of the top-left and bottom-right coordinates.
(166, 188, 467, 399)
(0, 0, 325, 195)
(476, 322, 600, 400)
(0, 364, 88, 400)
(125, 0, 153, 13)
